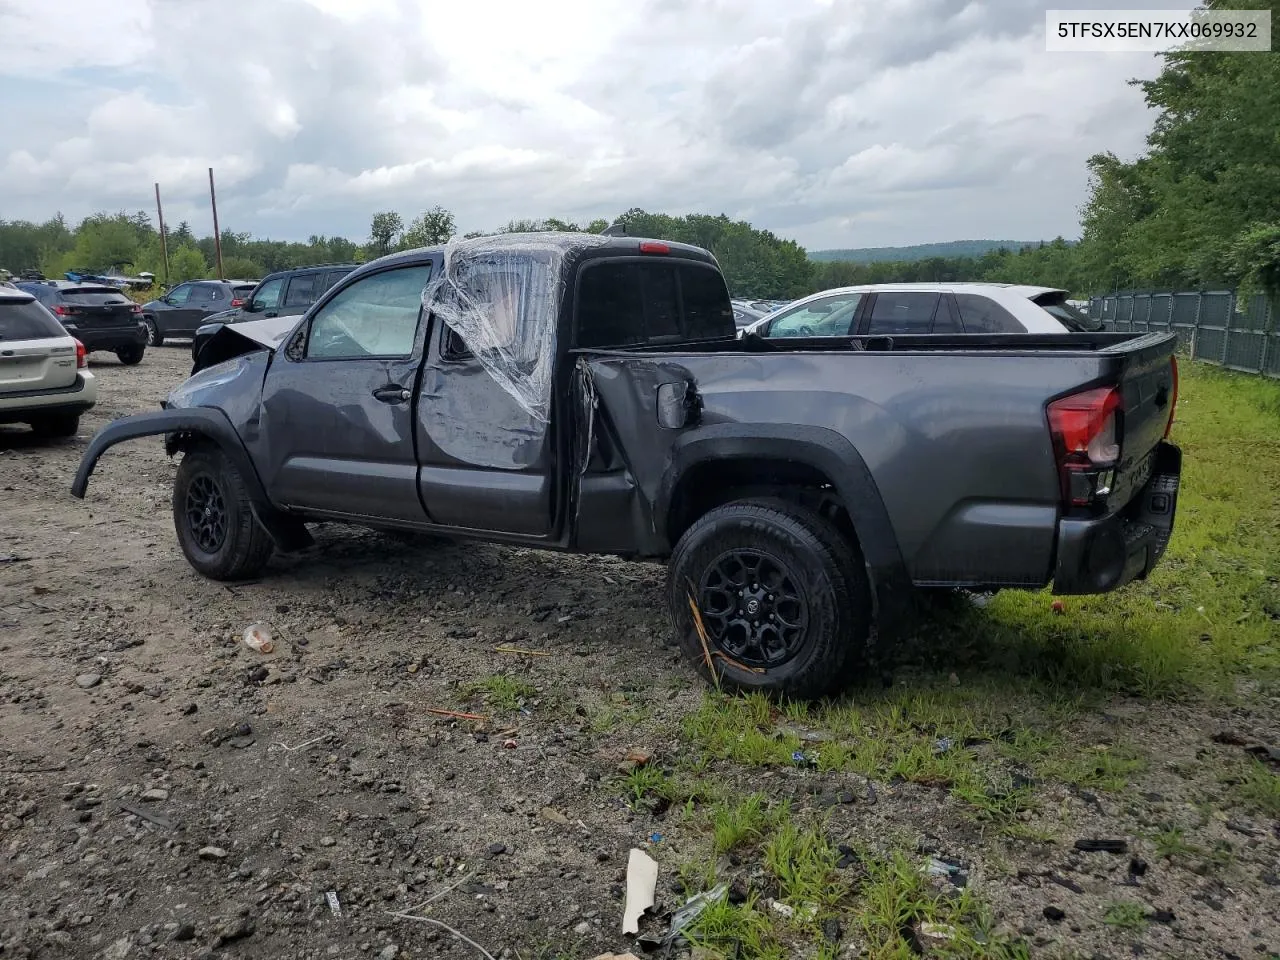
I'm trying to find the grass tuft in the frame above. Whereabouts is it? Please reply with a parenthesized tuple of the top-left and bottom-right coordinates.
(462, 674, 535, 712)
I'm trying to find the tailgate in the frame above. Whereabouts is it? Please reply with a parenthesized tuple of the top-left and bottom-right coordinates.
(0, 337, 78, 393)
(1103, 333, 1178, 509)
(60, 288, 138, 327)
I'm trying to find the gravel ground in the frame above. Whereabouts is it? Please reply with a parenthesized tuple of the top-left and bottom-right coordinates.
(1, 347, 1277, 960)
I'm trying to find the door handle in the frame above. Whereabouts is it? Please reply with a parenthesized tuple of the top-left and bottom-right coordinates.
(372, 385, 412, 404)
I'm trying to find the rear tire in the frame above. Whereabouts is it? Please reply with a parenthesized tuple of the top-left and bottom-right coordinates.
(116, 344, 144, 365)
(667, 499, 871, 700)
(173, 445, 274, 580)
(144, 317, 163, 347)
(29, 413, 80, 438)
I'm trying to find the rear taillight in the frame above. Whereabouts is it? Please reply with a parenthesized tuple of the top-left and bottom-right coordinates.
(230, 298, 244, 308)
(1164, 357, 1178, 438)
(53, 304, 68, 316)
(74, 339, 87, 369)
(1047, 385, 1121, 507)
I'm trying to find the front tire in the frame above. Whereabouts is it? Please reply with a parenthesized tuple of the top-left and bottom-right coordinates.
(144, 317, 163, 347)
(667, 500, 871, 700)
(116, 344, 145, 365)
(173, 446, 274, 580)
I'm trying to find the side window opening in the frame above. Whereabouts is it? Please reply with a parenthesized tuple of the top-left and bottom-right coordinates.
(954, 293, 1026, 333)
(251, 278, 284, 312)
(865, 292, 940, 335)
(305, 265, 433, 359)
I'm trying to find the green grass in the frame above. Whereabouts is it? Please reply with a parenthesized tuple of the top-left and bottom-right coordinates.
(1042, 743, 1148, 793)
(462, 674, 536, 712)
(1235, 758, 1280, 816)
(763, 820, 844, 911)
(1153, 826, 1201, 860)
(681, 686, 1136, 825)
(711, 793, 787, 854)
(933, 363, 1280, 696)
(1104, 901, 1149, 932)
(857, 852, 1030, 959)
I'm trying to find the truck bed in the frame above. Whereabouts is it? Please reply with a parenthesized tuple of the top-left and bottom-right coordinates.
(579, 330, 1178, 591)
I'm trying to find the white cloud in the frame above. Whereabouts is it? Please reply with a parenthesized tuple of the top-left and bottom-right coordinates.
(0, 0, 1186, 249)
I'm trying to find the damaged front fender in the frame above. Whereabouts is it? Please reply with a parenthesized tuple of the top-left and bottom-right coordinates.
(69, 407, 312, 553)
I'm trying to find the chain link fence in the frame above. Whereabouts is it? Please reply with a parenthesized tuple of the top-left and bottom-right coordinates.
(1089, 289, 1279, 378)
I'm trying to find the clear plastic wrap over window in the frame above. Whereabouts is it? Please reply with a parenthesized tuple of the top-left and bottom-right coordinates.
(422, 233, 609, 422)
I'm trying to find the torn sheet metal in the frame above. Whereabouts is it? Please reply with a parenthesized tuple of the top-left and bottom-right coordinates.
(192, 315, 301, 373)
(422, 232, 608, 422)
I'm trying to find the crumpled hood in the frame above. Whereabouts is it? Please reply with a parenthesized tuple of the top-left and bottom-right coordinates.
(192, 315, 301, 374)
(219, 315, 300, 350)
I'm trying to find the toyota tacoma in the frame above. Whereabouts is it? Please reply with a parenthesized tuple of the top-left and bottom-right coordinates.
(71, 233, 1182, 698)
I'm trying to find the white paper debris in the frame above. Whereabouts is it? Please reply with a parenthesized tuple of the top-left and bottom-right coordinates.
(621, 848, 658, 935)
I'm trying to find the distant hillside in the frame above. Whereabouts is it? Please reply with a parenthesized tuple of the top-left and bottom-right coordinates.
(809, 240, 1045, 264)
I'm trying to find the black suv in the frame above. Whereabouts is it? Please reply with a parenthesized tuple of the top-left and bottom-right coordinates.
(16, 281, 148, 364)
(190, 264, 357, 364)
(140, 280, 258, 346)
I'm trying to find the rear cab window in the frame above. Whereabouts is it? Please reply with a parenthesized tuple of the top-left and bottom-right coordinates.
(575, 259, 734, 349)
(0, 297, 66, 340)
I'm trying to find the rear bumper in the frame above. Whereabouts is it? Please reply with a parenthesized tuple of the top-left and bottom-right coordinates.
(62, 322, 148, 352)
(0, 372, 98, 423)
(1052, 441, 1181, 595)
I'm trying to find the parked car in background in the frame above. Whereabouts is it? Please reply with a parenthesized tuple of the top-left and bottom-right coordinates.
(730, 299, 769, 328)
(190, 264, 357, 364)
(17, 280, 148, 364)
(140, 280, 258, 346)
(743, 283, 1101, 339)
(1, 286, 97, 437)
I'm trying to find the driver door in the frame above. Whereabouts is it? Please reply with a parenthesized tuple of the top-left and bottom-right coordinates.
(258, 259, 438, 522)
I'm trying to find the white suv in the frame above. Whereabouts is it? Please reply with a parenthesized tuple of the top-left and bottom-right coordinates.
(0, 287, 98, 437)
(744, 283, 1100, 339)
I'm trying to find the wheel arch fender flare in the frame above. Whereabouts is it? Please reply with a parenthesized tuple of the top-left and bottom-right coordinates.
(655, 422, 912, 624)
(70, 407, 311, 551)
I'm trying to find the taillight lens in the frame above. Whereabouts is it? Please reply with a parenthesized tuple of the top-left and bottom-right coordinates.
(639, 240, 670, 254)
(74, 339, 87, 369)
(1164, 357, 1178, 438)
(230, 298, 244, 307)
(1047, 386, 1121, 507)
(53, 304, 68, 316)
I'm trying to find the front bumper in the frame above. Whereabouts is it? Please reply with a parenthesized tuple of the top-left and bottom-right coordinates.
(1052, 441, 1181, 595)
(0, 372, 98, 423)
(63, 322, 148, 352)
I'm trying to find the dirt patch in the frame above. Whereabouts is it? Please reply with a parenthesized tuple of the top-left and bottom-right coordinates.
(1, 348, 1277, 959)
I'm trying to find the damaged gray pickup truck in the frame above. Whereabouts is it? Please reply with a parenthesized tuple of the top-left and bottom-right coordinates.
(72, 233, 1182, 698)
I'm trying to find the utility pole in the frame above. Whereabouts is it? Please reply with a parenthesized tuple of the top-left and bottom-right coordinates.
(208, 167, 225, 281)
(154, 182, 170, 288)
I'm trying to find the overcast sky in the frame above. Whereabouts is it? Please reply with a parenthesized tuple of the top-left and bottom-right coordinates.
(0, 0, 1185, 251)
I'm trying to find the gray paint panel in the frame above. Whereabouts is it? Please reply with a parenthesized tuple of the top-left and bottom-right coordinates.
(416, 465, 551, 536)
